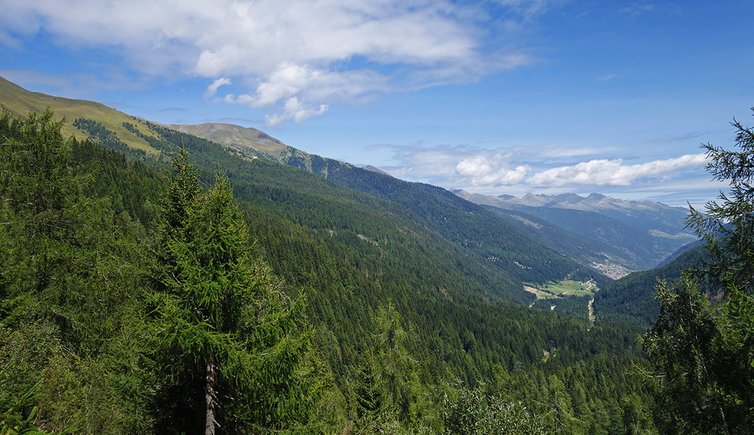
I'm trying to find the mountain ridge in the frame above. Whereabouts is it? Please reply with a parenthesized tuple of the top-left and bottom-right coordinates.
(0, 76, 159, 154)
(457, 189, 698, 272)
(0, 76, 606, 300)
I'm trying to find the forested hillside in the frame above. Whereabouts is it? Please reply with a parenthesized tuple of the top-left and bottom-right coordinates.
(594, 244, 708, 326)
(0, 109, 657, 432)
(3, 74, 750, 433)
(171, 121, 610, 287)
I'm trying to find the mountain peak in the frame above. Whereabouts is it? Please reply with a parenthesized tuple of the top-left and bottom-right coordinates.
(169, 122, 290, 157)
(363, 165, 393, 177)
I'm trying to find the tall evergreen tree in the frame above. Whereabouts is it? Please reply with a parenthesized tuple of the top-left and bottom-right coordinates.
(688, 108, 754, 293)
(643, 276, 728, 433)
(152, 157, 315, 433)
(645, 109, 754, 433)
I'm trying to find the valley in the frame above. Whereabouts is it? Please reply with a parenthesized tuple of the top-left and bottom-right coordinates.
(0, 76, 741, 434)
(4, 3, 752, 431)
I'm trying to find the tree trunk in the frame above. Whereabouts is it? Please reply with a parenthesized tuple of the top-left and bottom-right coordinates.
(205, 354, 218, 435)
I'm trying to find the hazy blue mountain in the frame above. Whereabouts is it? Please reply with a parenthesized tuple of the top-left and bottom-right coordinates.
(457, 190, 698, 274)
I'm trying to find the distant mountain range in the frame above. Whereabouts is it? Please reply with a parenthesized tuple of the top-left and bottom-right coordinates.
(456, 190, 698, 276)
(0, 74, 697, 292)
(0, 75, 606, 305)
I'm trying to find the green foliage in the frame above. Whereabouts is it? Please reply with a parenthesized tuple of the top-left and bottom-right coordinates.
(352, 302, 433, 431)
(643, 277, 722, 432)
(643, 277, 754, 433)
(151, 156, 316, 432)
(644, 109, 754, 433)
(442, 383, 547, 434)
(0, 109, 659, 433)
(689, 109, 754, 293)
(0, 379, 44, 434)
(0, 110, 156, 433)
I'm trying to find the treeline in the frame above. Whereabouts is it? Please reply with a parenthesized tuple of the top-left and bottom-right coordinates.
(1, 110, 655, 433)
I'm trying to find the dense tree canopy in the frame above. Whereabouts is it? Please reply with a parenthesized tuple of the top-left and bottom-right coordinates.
(1, 109, 658, 433)
(645, 109, 754, 434)
(152, 151, 316, 433)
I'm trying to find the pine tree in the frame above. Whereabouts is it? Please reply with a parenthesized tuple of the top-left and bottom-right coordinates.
(645, 109, 754, 433)
(688, 108, 754, 293)
(643, 276, 726, 433)
(152, 157, 315, 433)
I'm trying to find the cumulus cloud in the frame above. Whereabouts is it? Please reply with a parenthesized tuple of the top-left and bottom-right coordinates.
(527, 154, 707, 187)
(264, 97, 328, 127)
(204, 77, 231, 98)
(376, 140, 710, 196)
(0, 0, 548, 125)
(456, 154, 528, 186)
(375, 144, 531, 187)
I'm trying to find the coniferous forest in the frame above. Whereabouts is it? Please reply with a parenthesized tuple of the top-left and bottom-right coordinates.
(1, 108, 753, 433)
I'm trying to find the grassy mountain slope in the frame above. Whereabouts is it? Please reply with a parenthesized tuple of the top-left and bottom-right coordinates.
(170, 122, 352, 178)
(169, 122, 289, 158)
(0, 76, 158, 154)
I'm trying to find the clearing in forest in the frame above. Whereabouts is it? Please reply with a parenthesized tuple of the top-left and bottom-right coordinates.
(524, 279, 598, 300)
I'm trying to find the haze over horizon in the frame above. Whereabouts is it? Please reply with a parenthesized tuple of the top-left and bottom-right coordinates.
(2, 0, 752, 207)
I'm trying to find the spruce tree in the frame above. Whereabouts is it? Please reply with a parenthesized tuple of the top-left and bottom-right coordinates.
(688, 108, 754, 293)
(645, 109, 754, 433)
(153, 156, 315, 433)
(1, 110, 154, 432)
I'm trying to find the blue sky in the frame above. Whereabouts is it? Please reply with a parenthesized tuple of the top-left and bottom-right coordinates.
(1, 0, 753, 207)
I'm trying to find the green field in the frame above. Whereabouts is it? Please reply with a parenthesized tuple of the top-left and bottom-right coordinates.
(524, 279, 598, 300)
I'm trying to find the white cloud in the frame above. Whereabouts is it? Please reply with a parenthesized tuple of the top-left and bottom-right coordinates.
(378, 145, 531, 187)
(377, 141, 711, 197)
(225, 64, 390, 111)
(264, 97, 328, 127)
(526, 153, 707, 187)
(204, 77, 230, 98)
(0, 0, 544, 125)
(456, 154, 528, 186)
